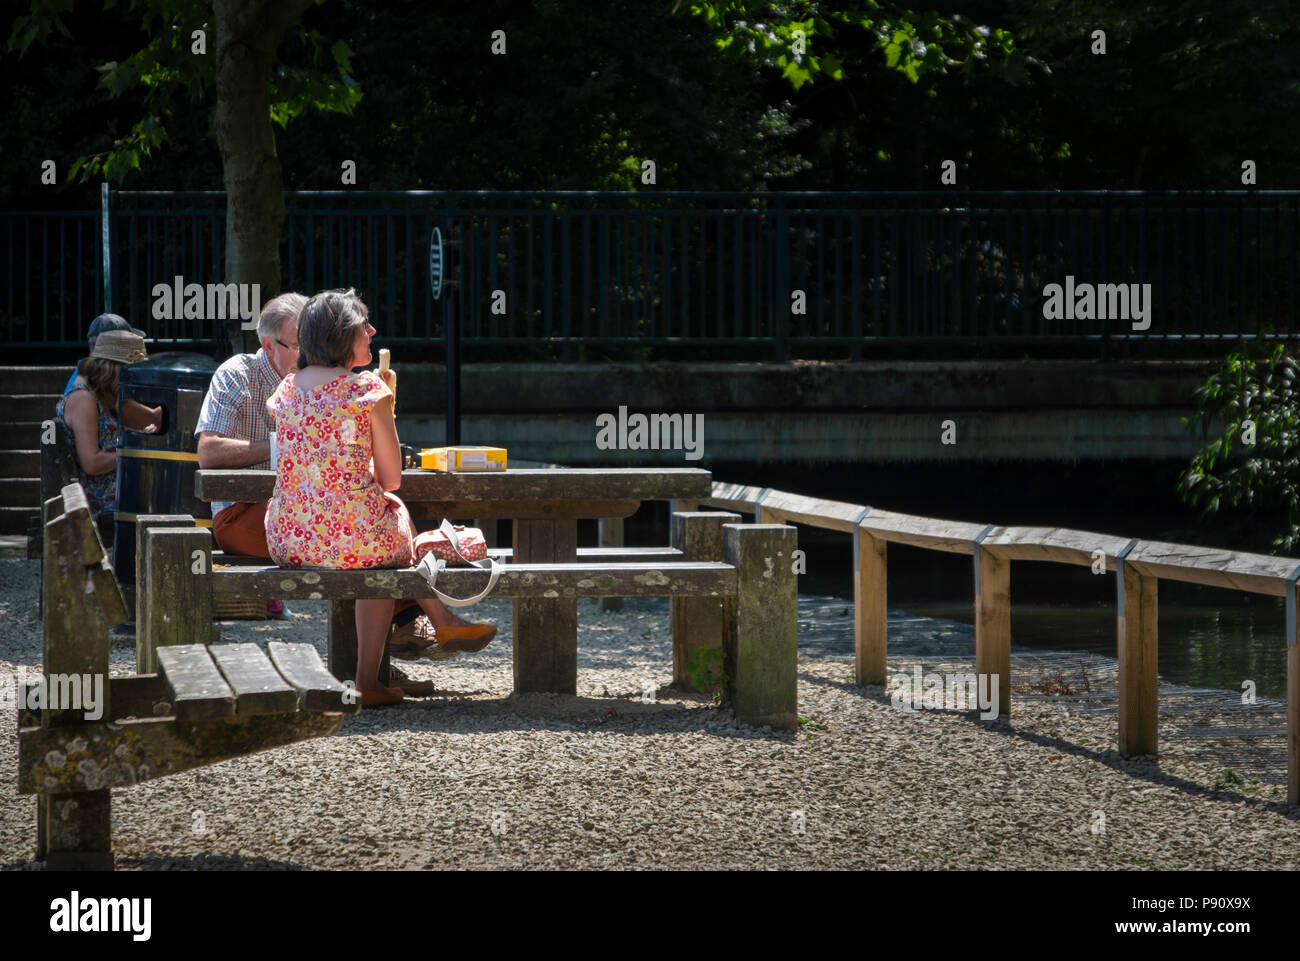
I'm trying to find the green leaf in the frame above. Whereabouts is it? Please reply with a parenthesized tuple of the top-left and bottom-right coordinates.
(782, 60, 812, 89)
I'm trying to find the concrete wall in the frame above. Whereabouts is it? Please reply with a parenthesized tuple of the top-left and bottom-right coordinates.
(395, 359, 1219, 464)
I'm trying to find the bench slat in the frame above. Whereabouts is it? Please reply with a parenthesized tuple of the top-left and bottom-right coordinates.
(208, 643, 301, 715)
(267, 641, 361, 715)
(156, 645, 236, 720)
(211, 562, 737, 600)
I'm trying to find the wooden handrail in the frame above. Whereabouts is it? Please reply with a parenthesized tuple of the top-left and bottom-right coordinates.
(698, 478, 1300, 805)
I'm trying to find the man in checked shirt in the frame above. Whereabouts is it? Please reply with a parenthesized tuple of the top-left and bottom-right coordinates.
(196, 292, 306, 580)
(195, 292, 442, 692)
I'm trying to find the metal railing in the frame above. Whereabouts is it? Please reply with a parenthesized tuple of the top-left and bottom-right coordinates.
(3, 189, 1298, 359)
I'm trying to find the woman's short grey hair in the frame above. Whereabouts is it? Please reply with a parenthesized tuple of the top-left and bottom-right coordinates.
(297, 289, 370, 370)
(256, 292, 308, 341)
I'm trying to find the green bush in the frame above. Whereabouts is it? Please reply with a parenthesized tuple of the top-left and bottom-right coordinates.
(1178, 340, 1300, 553)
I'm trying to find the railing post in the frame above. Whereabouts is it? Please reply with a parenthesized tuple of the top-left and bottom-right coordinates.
(1285, 566, 1300, 804)
(1100, 192, 1112, 361)
(853, 507, 887, 686)
(722, 522, 798, 730)
(671, 511, 740, 691)
(100, 182, 112, 314)
(773, 195, 790, 361)
(973, 526, 1011, 719)
(1116, 541, 1158, 757)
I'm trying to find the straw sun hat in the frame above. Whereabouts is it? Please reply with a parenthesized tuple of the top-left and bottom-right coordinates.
(90, 329, 148, 364)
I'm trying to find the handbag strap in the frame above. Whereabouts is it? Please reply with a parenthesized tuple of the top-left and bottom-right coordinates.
(416, 519, 502, 606)
(416, 552, 503, 607)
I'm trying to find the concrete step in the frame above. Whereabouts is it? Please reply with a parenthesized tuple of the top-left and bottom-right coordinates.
(0, 477, 39, 508)
(0, 451, 39, 476)
(1, 424, 48, 451)
(0, 506, 37, 535)
(0, 367, 74, 395)
(1, 394, 63, 423)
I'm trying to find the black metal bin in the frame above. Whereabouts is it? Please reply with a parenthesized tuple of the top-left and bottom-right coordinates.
(114, 352, 217, 586)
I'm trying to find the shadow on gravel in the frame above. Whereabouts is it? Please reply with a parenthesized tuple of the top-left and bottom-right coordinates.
(333, 691, 798, 741)
(797, 666, 1300, 817)
(977, 722, 1300, 819)
(115, 853, 303, 870)
(3, 853, 304, 871)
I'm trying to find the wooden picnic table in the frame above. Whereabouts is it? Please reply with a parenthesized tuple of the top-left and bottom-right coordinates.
(194, 467, 712, 693)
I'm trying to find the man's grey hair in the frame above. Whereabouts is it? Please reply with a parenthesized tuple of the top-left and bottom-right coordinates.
(256, 292, 308, 341)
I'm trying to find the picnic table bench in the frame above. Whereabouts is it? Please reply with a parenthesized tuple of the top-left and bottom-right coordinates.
(18, 482, 357, 870)
(134, 467, 799, 726)
(193, 467, 714, 691)
(27, 419, 118, 613)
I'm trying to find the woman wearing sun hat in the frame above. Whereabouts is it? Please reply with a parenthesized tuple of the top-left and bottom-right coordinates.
(54, 329, 163, 519)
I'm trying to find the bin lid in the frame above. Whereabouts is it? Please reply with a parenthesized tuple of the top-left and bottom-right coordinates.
(121, 352, 218, 388)
(130, 351, 219, 373)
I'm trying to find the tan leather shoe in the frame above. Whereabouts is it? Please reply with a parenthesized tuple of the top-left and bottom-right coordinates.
(389, 665, 437, 696)
(359, 685, 404, 707)
(435, 624, 498, 653)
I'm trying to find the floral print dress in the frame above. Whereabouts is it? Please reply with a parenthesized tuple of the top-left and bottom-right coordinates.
(264, 369, 414, 569)
(54, 382, 120, 519)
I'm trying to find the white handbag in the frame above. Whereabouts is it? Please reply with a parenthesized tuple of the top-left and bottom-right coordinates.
(415, 519, 503, 607)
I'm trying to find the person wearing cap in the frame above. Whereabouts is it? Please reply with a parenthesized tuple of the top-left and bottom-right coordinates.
(54, 329, 162, 519)
(63, 313, 148, 397)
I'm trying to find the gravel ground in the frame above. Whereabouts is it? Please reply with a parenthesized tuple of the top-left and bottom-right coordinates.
(1, 548, 1296, 870)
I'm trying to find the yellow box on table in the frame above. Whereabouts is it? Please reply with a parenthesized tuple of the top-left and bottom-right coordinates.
(419, 446, 508, 472)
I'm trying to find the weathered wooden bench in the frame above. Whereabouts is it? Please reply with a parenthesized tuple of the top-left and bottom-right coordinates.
(136, 510, 799, 729)
(17, 482, 358, 870)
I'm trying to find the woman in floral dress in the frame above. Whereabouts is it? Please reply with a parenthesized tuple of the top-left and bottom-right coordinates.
(265, 289, 494, 706)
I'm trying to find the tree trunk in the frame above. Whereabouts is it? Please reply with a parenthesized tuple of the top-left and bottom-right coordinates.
(213, 0, 313, 354)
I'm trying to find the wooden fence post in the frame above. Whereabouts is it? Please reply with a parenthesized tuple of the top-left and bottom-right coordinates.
(139, 527, 213, 674)
(855, 513, 888, 686)
(135, 514, 195, 672)
(671, 511, 740, 691)
(41, 486, 113, 869)
(973, 532, 1011, 719)
(598, 516, 624, 612)
(1284, 567, 1300, 803)
(1290, 643, 1299, 806)
(1117, 549, 1158, 757)
(723, 522, 798, 730)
